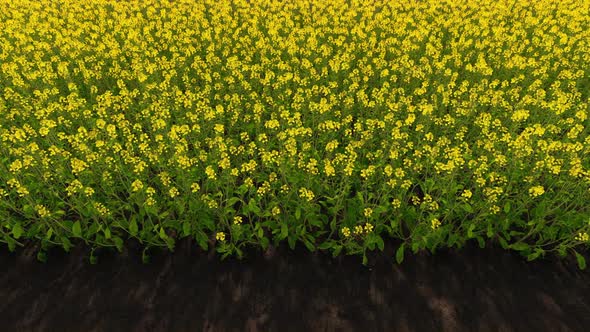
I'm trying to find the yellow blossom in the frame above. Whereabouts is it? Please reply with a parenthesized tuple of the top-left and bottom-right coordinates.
(216, 232, 226, 242)
(529, 185, 545, 198)
(341, 226, 351, 238)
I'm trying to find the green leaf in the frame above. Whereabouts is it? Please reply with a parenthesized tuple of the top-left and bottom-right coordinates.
(463, 204, 473, 213)
(467, 224, 476, 238)
(72, 221, 82, 237)
(226, 197, 241, 207)
(12, 223, 23, 239)
(332, 245, 343, 257)
(248, 200, 261, 215)
(295, 207, 301, 220)
(37, 250, 47, 263)
(303, 238, 315, 252)
(375, 235, 384, 251)
(390, 218, 399, 229)
(476, 236, 485, 248)
(260, 237, 269, 250)
(498, 236, 509, 249)
(195, 231, 208, 250)
(113, 236, 124, 252)
(279, 223, 288, 240)
(6, 237, 16, 252)
(159, 227, 168, 240)
(165, 237, 175, 251)
(411, 241, 420, 253)
(318, 241, 333, 250)
(257, 226, 264, 239)
(575, 251, 586, 270)
(486, 222, 494, 238)
(510, 242, 529, 251)
(129, 218, 138, 236)
(89, 254, 98, 264)
(142, 248, 150, 264)
(396, 243, 405, 264)
(362, 253, 368, 266)
(61, 236, 72, 252)
(288, 235, 296, 249)
(527, 248, 544, 261)
(182, 222, 191, 236)
(503, 202, 511, 213)
(104, 227, 111, 239)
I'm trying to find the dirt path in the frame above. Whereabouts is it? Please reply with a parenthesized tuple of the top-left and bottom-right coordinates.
(1, 240, 589, 332)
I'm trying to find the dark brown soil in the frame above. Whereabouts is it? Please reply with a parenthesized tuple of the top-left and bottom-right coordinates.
(1, 239, 589, 332)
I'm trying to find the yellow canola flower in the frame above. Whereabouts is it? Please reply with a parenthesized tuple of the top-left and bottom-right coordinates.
(216, 232, 226, 242)
(131, 180, 144, 192)
(461, 190, 473, 199)
(528, 186, 545, 198)
(353, 225, 364, 235)
(431, 218, 441, 230)
(36, 205, 51, 218)
(298, 187, 315, 202)
(233, 216, 243, 225)
(341, 227, 351, 238)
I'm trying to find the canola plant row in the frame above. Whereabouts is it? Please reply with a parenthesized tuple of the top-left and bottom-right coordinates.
(0, 0, 589, 267)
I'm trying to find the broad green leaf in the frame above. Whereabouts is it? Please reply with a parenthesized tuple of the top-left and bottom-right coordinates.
(129, 218, 138, 236)
(113, 237, 124, 252)
(257, 226, 264, 239)
(396, 243, 405, 264)
(195, 231, 208, 250)
(37, 250, 47, 263)
(463, 204, 473, 213)
(248, 200, 261, 215)
(61, 236, 72, 252)
(72, 221, 82, 237)
(159, 227, 168, 239)
(510, 242, 529, 251)
(182, 222, 191, 236)
(486, 223, 494, 238)
(279, 223, 288, 240)
(260, 237, 269, 250)
(12, 223, 23, 239)
(476, 236, 485, 248)
(467, 224, 476, 238)
(575, 252, 586, 270)
(504, 202, 511, 213)
(303, 238, 315, 252)
(104, 227, 111, 239)
(288, 235, 296, 249)
(375, 235, 384, 251)
(226, 197, 241, 206)
(498, 236, 509, 249)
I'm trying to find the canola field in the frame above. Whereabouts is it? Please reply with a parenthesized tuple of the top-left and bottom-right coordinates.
(0, 0, 589, 267)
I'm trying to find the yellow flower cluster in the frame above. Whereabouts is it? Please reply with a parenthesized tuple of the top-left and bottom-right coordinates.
(575, 232, 589, 242)
(298, 188, 315, 202)
(216, 232, 226, 242)
(528, 186, 545, 198)
(431, 218, 442, 230)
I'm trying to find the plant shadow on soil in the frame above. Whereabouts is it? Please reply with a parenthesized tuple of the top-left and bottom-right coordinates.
(1, 238, 589, 332)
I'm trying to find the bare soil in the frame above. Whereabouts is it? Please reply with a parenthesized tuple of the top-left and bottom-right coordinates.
(1, 239, 589, 332)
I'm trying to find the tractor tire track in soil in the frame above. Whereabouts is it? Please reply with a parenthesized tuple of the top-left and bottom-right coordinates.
(1, 239, 589, 332)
